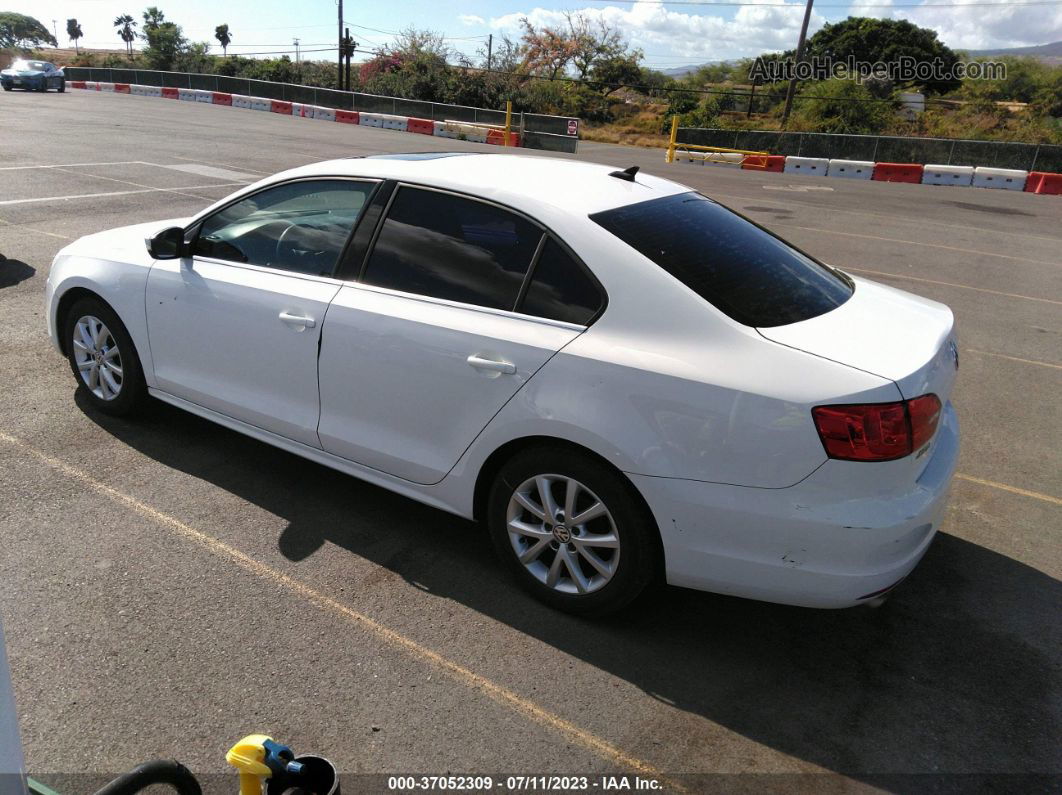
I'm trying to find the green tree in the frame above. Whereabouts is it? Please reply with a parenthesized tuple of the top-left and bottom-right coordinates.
(142, 7, 165, 33)
(0, 12, 57, 48)
(114, 14, 137, 56)
(804, 18, 961, 94)
(141, 19, 187, 70)
(214, 23, 231, 56)
(791, 78, 895, 133)
(66, 18, 83, 54)
(591, 52, 643, 95)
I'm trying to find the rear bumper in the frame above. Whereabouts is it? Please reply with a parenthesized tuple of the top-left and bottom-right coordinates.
(630, 402, 959, 608)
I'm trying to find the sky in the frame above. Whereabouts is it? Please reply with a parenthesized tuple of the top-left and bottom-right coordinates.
(8, 0, 1062, 67)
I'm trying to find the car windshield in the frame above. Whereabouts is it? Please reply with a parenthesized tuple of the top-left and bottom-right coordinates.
(589, 192, 854, 328)
(12, 61, 48, 70)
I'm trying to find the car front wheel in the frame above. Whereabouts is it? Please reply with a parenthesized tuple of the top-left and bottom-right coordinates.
(487, 446, 660, 616)
(63, 296, 148, 416)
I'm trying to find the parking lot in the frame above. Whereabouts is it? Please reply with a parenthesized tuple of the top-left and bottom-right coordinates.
(1, 89, 1059, 792)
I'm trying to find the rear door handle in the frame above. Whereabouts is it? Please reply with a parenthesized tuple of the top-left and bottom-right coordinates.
(279, 311, 316, 329)
(467, 354, 516, 375)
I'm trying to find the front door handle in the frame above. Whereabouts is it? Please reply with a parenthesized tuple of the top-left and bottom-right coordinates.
(279, 311, 316, 329)
(467, 354, 516, 375)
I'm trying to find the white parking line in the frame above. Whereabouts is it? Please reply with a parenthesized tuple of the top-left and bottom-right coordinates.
(0, 161, 156, 171)
(161, 163, 261, 181)
(49, 166, 251, 202)
(0, 183, 248, 207)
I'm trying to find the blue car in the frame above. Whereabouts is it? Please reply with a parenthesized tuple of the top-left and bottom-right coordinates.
(1, 60, 65, 92)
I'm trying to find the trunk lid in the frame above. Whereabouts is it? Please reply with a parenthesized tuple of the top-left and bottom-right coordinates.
(757, 275, 959, 403)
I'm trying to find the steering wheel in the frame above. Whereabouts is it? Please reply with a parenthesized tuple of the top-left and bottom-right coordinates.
(273, 223, 329, 271)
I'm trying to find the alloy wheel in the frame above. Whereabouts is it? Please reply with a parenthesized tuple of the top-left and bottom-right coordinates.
(72, 315, 123, 400)
(506, 474, 620, 595)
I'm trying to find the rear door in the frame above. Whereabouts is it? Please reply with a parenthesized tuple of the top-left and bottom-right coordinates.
(317, 184, 605, 484)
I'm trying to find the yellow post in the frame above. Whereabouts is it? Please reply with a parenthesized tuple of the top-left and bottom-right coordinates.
(666, 115, 679, 163)
(504, 100, 513, 147)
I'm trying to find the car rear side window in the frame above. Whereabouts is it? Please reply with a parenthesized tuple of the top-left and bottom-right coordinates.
(589, 192, 853, 327)
(361, 187, 540, 311)
(518, 237, 604, 325)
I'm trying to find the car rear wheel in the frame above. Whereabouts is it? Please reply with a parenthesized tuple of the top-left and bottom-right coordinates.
(63, 296, 148, 416)
(487, 446, 659, 616)
(58, 79, 65, 93)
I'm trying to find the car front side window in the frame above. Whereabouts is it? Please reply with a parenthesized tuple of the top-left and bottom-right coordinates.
(193, 179, 376, 276)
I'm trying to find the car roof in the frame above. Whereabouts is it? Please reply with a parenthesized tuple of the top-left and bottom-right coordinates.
(280, 153, 689, 215)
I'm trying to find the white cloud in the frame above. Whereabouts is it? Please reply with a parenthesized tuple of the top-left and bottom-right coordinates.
(458, 14, 487, 27)
(887, 0, 1062, 51)
(488, 0, 827, 63)
(486, 0, 1062, 65)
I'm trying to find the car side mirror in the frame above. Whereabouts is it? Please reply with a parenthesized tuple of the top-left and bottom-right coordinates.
(146, 227, 187, 259)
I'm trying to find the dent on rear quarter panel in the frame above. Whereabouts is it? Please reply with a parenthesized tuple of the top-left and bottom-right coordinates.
(480, 325, 901, 489)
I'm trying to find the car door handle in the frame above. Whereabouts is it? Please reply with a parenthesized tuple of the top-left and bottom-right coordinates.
(467, 354, 516, 375)
(279, 311, 316, 329)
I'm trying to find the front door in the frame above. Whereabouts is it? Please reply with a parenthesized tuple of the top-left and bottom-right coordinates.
(146, 178, 377, 447)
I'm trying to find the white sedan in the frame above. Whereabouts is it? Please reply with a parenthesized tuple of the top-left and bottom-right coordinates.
(45, 153, 959, 615)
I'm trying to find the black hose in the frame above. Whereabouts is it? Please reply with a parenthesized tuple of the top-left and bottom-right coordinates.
(93, 760, 202, 795)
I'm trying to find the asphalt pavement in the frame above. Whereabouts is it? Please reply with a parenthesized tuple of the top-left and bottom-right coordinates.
(0, 89, 1059, 793)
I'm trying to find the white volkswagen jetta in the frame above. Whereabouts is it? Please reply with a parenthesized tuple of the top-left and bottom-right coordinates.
(46, 153, 959, 615)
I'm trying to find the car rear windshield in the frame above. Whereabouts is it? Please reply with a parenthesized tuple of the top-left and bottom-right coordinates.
(589, 192, 853, 328)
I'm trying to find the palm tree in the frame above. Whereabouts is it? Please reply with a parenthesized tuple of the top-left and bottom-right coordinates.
(114, 14, 137, 55)
(66, 18, 83, 54)
(142, 7, 165, 34)
(214, 23, 231, 56)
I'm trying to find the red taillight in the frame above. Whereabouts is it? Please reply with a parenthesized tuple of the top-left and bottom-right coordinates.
(907, 394, 942, 451)
(812, 394, 941, 462)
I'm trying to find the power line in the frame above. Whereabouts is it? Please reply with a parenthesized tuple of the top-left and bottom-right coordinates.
(579, 0, 1062, 6)
(343, 21, 490, 42)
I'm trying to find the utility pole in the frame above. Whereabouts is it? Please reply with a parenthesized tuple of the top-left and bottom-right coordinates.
(337, 0, 344, 90)
(486, 33, 493, 71)
(344, 28, 355, 92)
(293, 37, 301, 78)
(51, 19, 57, 45)
(780, 0, 814, 129)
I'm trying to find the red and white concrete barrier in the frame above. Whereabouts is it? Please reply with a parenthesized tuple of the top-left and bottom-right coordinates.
(67, 82, 538, 153)
(783, 156, 829, 176)
(922, 164, 974, 186)
(972, 167, 1027, 191)
(827, 159, 873, 179)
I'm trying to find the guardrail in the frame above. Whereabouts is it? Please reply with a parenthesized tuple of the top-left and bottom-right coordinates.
(62, 67, 581, 154)
(677, 127, 1062, 173)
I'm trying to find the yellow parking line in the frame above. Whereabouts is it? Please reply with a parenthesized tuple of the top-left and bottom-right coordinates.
(709, 191, 1062, 246)
(955, 473, 1062, 507)
(842, 267, 1062, 307)
(780, 225, 1057, 268)
(965, 349, 1062, 371)
(0, 430, 684, 790)
(0, 217, 72, 241)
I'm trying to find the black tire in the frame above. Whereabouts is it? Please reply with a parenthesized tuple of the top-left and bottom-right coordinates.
(2, 85, 11, 92)
(487, 445, 660, 617)
(58, 79, 66, 93)
(62, 296, 148, 416)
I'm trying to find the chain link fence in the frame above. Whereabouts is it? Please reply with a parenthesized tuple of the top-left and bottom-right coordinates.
(678, 127, 1062, 173)
(63, 67, 581, 153)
